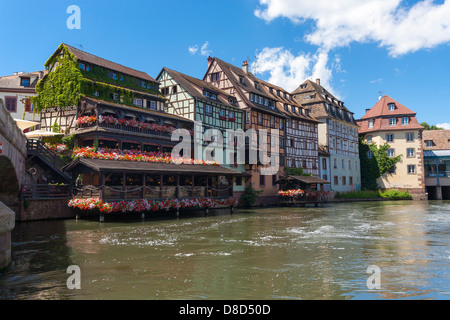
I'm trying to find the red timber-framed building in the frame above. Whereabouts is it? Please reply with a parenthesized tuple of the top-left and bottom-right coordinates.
(202, 57, 320, 204)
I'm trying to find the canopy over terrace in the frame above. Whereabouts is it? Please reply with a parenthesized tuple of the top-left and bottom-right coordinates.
(276, 175, 330, 191)
(64, 158, 245, 200)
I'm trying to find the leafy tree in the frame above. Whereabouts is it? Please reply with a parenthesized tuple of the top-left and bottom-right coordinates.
(420, 122, 443, 130)
(359, 137, 402, 190)
(240, 186, 263, 207)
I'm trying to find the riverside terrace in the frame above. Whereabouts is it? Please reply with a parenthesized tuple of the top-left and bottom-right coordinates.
(63, 156, 248, 220)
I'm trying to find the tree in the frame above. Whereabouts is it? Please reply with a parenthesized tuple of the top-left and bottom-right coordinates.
(420, 122, 443, 130)
(359, 137, 402, 190)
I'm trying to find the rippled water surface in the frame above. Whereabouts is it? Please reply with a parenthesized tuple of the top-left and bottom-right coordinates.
(1, 201, 449, 300)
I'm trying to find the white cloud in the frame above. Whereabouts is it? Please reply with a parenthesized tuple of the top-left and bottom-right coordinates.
(251, 47, 335, 94)
(251, 0, 450, 96)
(255, 0, 450, 56)
(370, 78, 383, 84)
(188, 45, 198, 55)
(437, 123, 450, 130)
(188, 41, 212, 56)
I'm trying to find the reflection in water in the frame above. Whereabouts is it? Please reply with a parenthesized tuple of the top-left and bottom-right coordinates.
(0, 201, 449, 300)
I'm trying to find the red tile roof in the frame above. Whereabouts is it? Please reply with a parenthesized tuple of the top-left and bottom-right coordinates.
(357, 95, 423, 134)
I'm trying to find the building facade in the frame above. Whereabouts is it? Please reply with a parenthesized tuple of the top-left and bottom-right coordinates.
(33, 44, 242, 203)
(292, 79, 360, 192)
(357, 95, 426, 199)
(0, 71, 44, 130)
(156, 67, 246, 198)
(423, 130, 450, 200)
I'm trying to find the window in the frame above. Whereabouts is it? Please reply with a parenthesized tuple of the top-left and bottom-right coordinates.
(79, 63, 85, 70)
(333, 158, 337, 169)
(246, 111, 250, 124)
(408, 165, 416, 174)
(259, 173, 265, 186)
(113, 93, 119, 101)
(334, 176, 339, 185)
(148, 101, 157, 110)
(386, 134, 394, 142)
(368, 120, 374, 129)
(402, 117, 409, 125)
(229, 112, 235, 119)
(406, 133, 415, 142)
(24, 98, 32, 112)
(425, 140, 433, 147)
(407, 148, 415, 157)
(235, 176, 243, 186)
(272, 174, 277, 186)
(322, 158, 327, 170)
(210, 73, 220, 82)
(172, 86, 177, 94)
(258, 113, 263, 125)
(349, 177, 353, 185)
(367, 151, 374, 159)
(389, 118, 396, 126)
(342, 159, 345, 169)
(112, 73, 118, 80)
(133, 98, 143, 107)
(270, 116, 275, 128)
(94, 90, 100, 97)
(85, 65, 90, 72)
(239, 76, 244, 84)
(142, 82, 146, 88)
(366, 135, 372, 143)
(348, 160, 352, 170)
(342, 176, 346, 185)
(20, 77, 30, 87)
(387, 148, 395, 157)
(255, 82, 261, 90)
(120, 75, 124, 81)
(147, 83, 152, 89)
(388, 103, 395, 111)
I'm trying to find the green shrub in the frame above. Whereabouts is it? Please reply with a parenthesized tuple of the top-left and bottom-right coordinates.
(380, 189, 412, 200)
(240, 186, 263, 207)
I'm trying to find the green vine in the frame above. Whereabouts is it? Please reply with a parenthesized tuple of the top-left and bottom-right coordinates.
(359, 137, 402, 190)
(32, 44, 165, 111)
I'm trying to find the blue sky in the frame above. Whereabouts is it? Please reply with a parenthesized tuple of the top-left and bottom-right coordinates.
(1, 0, 450, 127)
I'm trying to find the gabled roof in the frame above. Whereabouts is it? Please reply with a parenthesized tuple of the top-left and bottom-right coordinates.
(292, 79, 356, 125)
(361, 95, 417, 119)
(206, 57, 287, 118)
(48, 43, 156, 83)
(158, 67, 239, 109)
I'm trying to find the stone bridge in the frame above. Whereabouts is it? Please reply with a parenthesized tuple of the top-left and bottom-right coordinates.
(0, 98, 26, 268)
(0, 98, 27, 206)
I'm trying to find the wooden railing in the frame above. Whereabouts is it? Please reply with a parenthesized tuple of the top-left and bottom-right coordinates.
(26, 139, 71, 180)
(73, 184, 233, 201)
(21, 184, 71, 200)
(79, 121, 172, 137)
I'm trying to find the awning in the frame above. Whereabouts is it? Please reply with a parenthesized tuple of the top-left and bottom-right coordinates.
(275, 175, 331, 184)
(25, 129, 64, 138)
(64, 158, 246, 176)
(14, 119, 40, 131)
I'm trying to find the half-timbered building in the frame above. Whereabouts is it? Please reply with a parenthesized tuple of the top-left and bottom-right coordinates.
(292, 79, 361, 192)
(32, 44, 242, 209)
(202, 57, 320, 203)
(156, 67, 246, 199)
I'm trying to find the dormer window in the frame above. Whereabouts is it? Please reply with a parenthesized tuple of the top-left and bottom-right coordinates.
(20, 77, 30, 87)
(368, 120, 374, 129)
(389, 118, 396, 126)
(255, 82, 261, 90)
(388, 103, 396, 111)
(284, 104, 288, 111)
(402, 117, 409, 125)
(277, 90, 281, 97)
(300, 84, 307, 89)
(239, 76, 244, 84)
(426, 140, 433, 147)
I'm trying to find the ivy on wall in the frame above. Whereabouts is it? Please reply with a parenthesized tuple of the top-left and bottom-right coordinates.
(359, 137, 402, 190)
(32, 44, 165, 112)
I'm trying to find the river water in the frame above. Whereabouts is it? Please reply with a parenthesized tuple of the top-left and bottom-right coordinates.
(1, 200, 449, 300)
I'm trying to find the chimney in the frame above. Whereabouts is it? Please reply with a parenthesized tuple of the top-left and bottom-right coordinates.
(365, 109, 371, 114)
(207, 56, 213, 67)
(242, 60, 248, 74)
(316, 78, 321, 86)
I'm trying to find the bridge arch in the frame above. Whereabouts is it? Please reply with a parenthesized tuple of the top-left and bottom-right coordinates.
(0, 156, 20, 193)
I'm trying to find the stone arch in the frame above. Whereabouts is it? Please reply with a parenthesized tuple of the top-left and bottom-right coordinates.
(0, 156, 20, 193)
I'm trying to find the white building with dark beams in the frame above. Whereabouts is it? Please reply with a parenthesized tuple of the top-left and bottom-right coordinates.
(292, 79, 361, 192)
